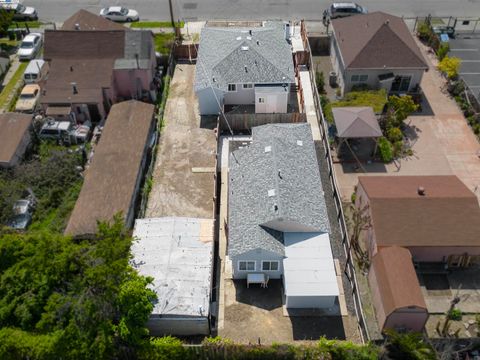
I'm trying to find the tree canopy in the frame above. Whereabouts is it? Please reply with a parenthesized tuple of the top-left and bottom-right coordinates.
(0, 217, 156, 360)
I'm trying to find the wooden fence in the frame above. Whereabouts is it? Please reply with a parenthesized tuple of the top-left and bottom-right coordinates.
(219, 112, 306, 132)
(174, 44, 198, 61)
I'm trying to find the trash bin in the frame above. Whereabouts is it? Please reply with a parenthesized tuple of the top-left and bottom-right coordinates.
(7, 29, 15, 41)
(329, 71, 337, 87)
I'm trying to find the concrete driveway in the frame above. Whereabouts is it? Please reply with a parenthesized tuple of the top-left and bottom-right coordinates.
(334, 39, 480, 203)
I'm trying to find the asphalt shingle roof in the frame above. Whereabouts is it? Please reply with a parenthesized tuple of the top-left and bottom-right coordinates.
(332, 12, 427, 70)
(228, 123, 331, 258)
(195, 22, 295, 91)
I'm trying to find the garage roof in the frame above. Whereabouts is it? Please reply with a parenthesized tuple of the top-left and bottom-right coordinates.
(283, 232, 339, 297)
(0, 113, 32, 167)
(132, 217, 214, 317)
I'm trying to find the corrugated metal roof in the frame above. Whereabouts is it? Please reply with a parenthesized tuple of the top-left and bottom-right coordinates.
(131, 217, 214, 317)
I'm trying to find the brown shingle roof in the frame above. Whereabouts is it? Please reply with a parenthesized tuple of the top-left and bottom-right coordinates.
(65, 100, 155, 237)
(62, 9, 126, 31)
(332, 106, 382, 138)
(44, 30, 125, 60)
(359, 176, 480, 247)
(332, 12, 427, 70)
(40, 58, 115, 105)
(371, 246, 426, 320)
(0, 113, 31, 166)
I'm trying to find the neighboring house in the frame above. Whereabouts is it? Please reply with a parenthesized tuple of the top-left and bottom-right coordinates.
(65, 100, 155, 238)
(132, 217, 214, 336)
(41, 10, 156, 123)
(228, 123, 339, 308)
(369, 246, 428, 332)
(0, 113, 32, 168)
(195, 22, 295, 115)
(356, 175, 480, 264)
(330, 12, 428, 94)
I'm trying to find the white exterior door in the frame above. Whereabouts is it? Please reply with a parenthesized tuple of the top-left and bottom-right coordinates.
(266, 95, 277, 113)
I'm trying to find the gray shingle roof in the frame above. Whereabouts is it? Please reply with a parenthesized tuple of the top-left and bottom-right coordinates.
(114, 30, 153, 70)
(195, 22, 295, 91)
(228, 123, 331, 258)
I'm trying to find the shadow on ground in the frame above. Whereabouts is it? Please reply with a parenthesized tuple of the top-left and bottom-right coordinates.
(291, 315, 346, 340)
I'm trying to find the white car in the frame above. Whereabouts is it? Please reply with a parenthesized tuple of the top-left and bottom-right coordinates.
(15, 84, 41, 113)
(17, 33, 42, 61)
(99, 6, 139, 22)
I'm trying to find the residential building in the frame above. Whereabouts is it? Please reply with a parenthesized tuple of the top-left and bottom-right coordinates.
(368, 246, 428, 332)
(356, 175, 480, 264)
(41, 10, 156, 123)
(330, 12, 428, 94)
(195, 22, 295, 115)
(132, 217, 214, 336)
(228, 123, 339, 308)
(0, 113, 32, 168)
(65, 100, 155, 238)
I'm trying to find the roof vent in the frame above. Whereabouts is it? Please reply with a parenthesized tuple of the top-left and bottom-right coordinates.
(241, 46, 249, 51)
(297, 140, 303, 146)
(256, 40, 260, 45)
(71, 82, 78, 95)
(236, 36, 242, 40)
(278, 170, 283, 179)
(249, 29, 252, 36)
(74, 23, 80, 30)
(417, 186, 426, 196)
(212, 77, 216, 82)
(385, 19, 390, 25)
(264, 145, 271, 153)
(273, 204, 278, 211)
(244, 65, 248, 73)
(268, 189, 276, 197)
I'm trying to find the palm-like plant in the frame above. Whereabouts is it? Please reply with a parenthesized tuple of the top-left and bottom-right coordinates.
(383, 329, 437, 360)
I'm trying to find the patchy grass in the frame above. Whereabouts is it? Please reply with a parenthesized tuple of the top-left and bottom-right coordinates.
(9, 21, 45, 29)
(154, 33, 176, 55)
(0, 38, 19, 46)
(0, 61, 27, 110)
(130, 21, 184, 28)
(334, 89, 387, 112)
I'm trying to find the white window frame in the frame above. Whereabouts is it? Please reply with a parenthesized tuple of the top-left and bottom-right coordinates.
(238, 260, 255, 271)
(258, 97, 265, 103)
(261, 260, 279, 271)
(243, 83, 253, 89)
(351, 74, 359, 82)
(351, 74, 368, 82)
(228, 83, 237, 92)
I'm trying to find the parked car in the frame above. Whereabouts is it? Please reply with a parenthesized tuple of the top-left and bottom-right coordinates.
(17, 32, 42, 61)
(323, 2, 367, 25)
(38, 118, 91, 144)
(6, 189, 37, 230)
(0, 1, 38, 21)
(23, 59, 49, 84)
(99, 6, 139, 22)
(15, 84, 40, 113)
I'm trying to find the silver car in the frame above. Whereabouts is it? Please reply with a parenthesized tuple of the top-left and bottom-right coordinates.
(99, 6, 139, 22)
(17, 33, 42, 61)
(323, 2, 367, 24)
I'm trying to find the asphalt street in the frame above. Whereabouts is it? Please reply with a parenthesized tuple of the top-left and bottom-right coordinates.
(26, 0, 480, 23)
(450, 36, 480, 102)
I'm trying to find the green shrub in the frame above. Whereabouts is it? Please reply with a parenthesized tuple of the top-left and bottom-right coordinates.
(437, 42, 450, 61)
(448, 308, 462, 321)
(351, 192, 357, 204)
(378, 137, 394, 163)
(333, 89, 387, 113)
(438, 56, 461, 80)
(202, 336, 234, 346)
(321, 95, 334, 124)
(417, 22, 432, 42)
(316, 71, 325, 94)
(392, 140, 404, 157)
(387, 127, 403, 143)
(447, 80, 465, 97)
(351, 83, 370, 92)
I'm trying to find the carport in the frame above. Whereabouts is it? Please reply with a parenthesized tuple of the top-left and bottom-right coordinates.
(332, 106, 383, 159)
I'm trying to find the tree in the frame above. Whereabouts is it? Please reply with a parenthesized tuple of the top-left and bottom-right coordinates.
(384, 329, 437, 360)
(387, 95, 419, 125)
(0, 9, 13, 37)
(438, 56, 461, 80)
(0, 217, 157, 359)
(346, 199, 371, 271)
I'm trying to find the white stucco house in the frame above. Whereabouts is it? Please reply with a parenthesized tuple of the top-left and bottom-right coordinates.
(195, 22, 295, 115)
(227, 123, 339, 309)
(330, 12, 428, 95)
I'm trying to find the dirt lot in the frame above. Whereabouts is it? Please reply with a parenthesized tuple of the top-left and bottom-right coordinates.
(220, 279, 351, 344)
(333, 40, 480, 203)
(146, 64, 217, 218)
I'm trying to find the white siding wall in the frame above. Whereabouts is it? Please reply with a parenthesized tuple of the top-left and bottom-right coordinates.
(255, 89, 289, 113)
(147, 316, 209, 336)
(224, 84, 255, 105)
(343, 69, 424, 94)
(231, 249, 284, 280)
(285, 295, 336, 308)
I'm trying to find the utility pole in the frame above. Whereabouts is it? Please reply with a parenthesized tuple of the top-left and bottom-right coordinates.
(168, 0, 175, 29)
